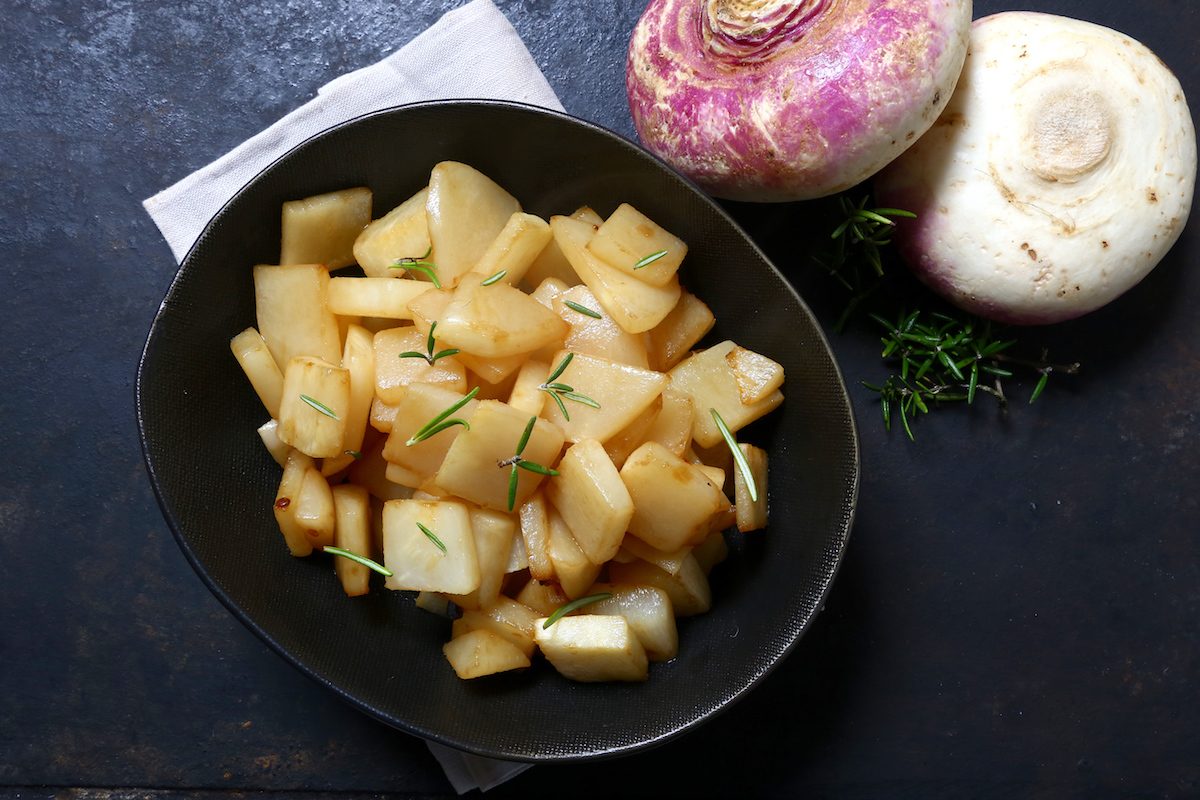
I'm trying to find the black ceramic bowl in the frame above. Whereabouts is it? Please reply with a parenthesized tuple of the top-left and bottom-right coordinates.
(137, 100, 858, 761)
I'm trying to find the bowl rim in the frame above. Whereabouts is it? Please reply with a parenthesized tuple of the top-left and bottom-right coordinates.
(136, 98, 860, 762)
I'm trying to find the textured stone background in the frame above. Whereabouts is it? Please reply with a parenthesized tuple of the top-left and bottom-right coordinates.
(2, 0, 1197, 797)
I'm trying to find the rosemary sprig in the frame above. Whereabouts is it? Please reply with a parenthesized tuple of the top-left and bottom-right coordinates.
(633, 249, 668, 270)
(501, 415, 560, 512)
(538, 352, 600, 422)
(399, 321, 460, 365)
(710, 408, 757, 503)
(416, 522, 447, 554)
(406, 387, 479, 446)
(388, 246, 441, 288)
(480, 269, 507, 286)
(862, 310, 1080, 440)
(563, 300, 601, 319)
(299, 394, 339, 420)
(542, 592, 612, 628)
(811, 196, 916, 332)
(323, 545, 392, 576)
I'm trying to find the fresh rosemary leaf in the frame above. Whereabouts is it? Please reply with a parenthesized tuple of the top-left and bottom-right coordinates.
(300, 394, 339, 420)
(564, 300, 601, 318)
(480, 269, 507, 286)
(561, 391, 600, 408)
(506, 465, 519, 512)
(546, 352, 574, 384)
(632, 250, 668, 270)
(1029, 372, 1049, 404)
(516, 461, 559, 476)
(323, 545, 393, 577)
(515, 416, 537, 457)
(542, 592, 613, 629)
(398, 350, 428, 360)
(710, 408, 757, 503)
(344, 449, 363, 459)
(416, 522, 447, 554)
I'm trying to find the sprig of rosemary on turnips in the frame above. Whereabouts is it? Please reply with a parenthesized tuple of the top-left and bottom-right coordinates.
(399, 321, 460, 365)
(501, 416, 560, 512)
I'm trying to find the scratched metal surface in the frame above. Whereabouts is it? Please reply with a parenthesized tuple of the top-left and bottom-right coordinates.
(1, 0, 1196, 797)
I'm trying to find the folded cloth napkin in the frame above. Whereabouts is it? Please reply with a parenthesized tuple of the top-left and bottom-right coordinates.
(143, 0, 560, 791)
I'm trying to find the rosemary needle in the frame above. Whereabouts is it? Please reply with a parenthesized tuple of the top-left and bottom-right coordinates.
(710, 408, 758, 503)
(538, 352, 600, 422)
(416, 522, 447, 554)
(633, 250, 668, 270)
(323, 546, 393, 577)
(543, 592, 613, 628)
(300, 394, 339, 420)
(563, 300, 602, 319)
(480, 269, 507, 286)
(503, 416, 559, 511)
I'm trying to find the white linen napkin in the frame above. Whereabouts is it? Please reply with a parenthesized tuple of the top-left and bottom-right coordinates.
(142, 0, 559, 791)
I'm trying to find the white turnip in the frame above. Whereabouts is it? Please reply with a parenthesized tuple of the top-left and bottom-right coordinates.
(876, 12, 1197, 324)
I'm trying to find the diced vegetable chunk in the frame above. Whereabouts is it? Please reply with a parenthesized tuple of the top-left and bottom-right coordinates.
(253, 263, 341, 367)
(535, 615, 648, 682)
(277, 356, 350, 458)
(383, 499, 480, 595)
(331, 484, 372, 597)
(734, 443, 769, 532)
(586, 203, 687, 287)
(539, 351, 667, 444)
(546, 439, 633, 565)
(426, 161, 521, 287)
(587, 583, 678, 661)
(280, 187, 371, 269)
(352, 187, 430, 277)
(620, 441, 728, 551)
(443, 629, 531, 679)
(230, 327, 284, 418)
(669, 340, 784, 448)
(608, 554, 711, 616)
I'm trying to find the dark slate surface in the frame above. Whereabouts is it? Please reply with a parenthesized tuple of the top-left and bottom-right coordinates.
(1, 0, 1196, 797)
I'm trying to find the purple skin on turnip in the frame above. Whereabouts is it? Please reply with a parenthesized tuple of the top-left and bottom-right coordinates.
(876, 12, 1197, 325)
(626, 0, 972, 202)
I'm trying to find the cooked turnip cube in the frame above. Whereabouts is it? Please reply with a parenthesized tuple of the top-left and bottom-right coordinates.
(380, 384, 480, 488)
(734, 443, 769, 532)
(443, 629, 531, 679)
(435, 401, 565, 511)
(608, 554, 711, 617)
(274, 450, 315, 557)
(434, 273, 569, 358)
(280, 187, 371, 269)
(552, 215, 681, 334)
(447, 508, 516, 611)
(644, 385, 694, 457)
(426, 161, 521, 287)
(518, 492, 554, 581)
(319, 324, 375, 476)
(515, 579, 569, 617)
(586, 203, 687, 287)
(372, 327, 466, 405)
(646, 290, 715, 371)
(534, 615, 648, 682)
(352, 187, 430, 277)
(539, 351, 667, 444)
(620, 441, 728, 551)
(469, 212, 552, 286)
(669, 341, 784, 448)
(253, 263, 341, 367)
(451, 597, 540, 657)
(383, 499, 479, 595)
(331, 484, 372, 597)
(326, 277, 433, 319)
(545, 439, 633, 565)
(587, 583, 678, 661)
(546, 507, 602, 599)
(230, 327, 284, 419)
(553, 285, 650, 368)
(293, 466, 335, 548)
(277, 356, 350, 458)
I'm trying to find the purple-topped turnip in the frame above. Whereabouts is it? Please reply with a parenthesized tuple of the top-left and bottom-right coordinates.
(626, 0, 972, 201)
(876, 12, 1197, 324)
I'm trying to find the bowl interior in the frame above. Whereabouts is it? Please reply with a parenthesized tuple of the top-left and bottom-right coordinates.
(137, 101, 858, 761)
